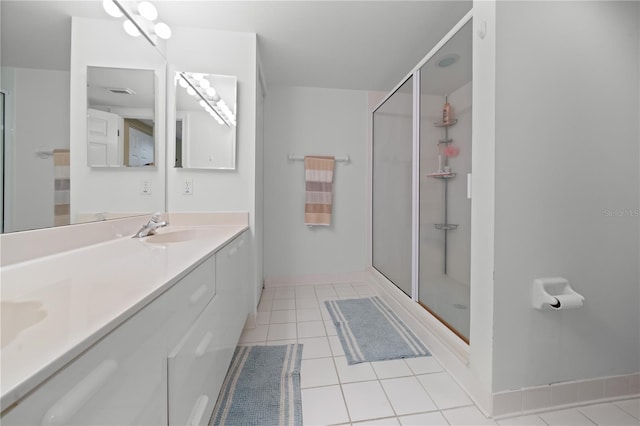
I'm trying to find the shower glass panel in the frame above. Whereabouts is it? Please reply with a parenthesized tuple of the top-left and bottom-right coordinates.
(418, 20, 472, 341)
(372, 77, 414, 297)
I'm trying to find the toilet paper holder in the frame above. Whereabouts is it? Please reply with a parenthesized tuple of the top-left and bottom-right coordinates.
(532, 277, 584, 310)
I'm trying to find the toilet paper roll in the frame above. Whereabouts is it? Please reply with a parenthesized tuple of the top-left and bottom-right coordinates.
(550, 295, 583, 310)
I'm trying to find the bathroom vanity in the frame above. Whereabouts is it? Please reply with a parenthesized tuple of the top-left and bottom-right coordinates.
(0, 213, 252, 425)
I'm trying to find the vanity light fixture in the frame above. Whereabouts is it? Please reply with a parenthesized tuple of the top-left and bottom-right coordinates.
(102, 0, 171, 46)
(177, 72, 236, 127)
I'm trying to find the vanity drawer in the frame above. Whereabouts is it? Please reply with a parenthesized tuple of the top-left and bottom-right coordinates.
(165, 255, 216, 349)
(168, 294, 233, 426)
(1, 292, 169, 425)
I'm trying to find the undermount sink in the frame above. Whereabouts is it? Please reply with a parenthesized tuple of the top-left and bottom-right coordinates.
(143, 228, 220, 244)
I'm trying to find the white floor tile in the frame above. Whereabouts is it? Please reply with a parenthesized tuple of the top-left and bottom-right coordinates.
(296, 298, 320, 310)
(255, 310, 271, 325)
(272, 298, 296, 310)
(353, 417, 400, 425)
(274, 286, 296, 299)
(417, 372, 473, 410)
(342, 381, 396, 422)
(614, 399, 640, 420)
(238, 324, 268, 343)
(257, 298, 273, 312)
(300, 357, 339, 388)
(334, 356, 378, 383)
(538, 408, 595, 426)
(353, 284, 378, 297)
(302, 385, 350, 425)
(578, 402, 639, 426)
(404, 356, 442, 375)
(315, 285, 338, 298)
(381, 376, 438, 415)
(298, 337, 333, 359)
(297, 308, 323, 322)
(295, 286, 317, 299)
(337, 288, 359, 298)
(270, 309, 297, 323)
(329, 335, 346, 356)
(298, 321, 326, 338)
(267, 322, 297, 341)
(399, 411, 449, 425)
(260, 287, 276, 300)
(496, 415, 547, 425)
(442, 406, 496, 425)
(371, 359, 413, 379)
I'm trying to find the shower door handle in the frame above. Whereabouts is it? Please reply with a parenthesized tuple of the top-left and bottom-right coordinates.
(467, 173, 472, 199)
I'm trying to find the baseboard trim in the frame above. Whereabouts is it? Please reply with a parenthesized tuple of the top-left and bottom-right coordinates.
(492, 374, 640, 419)
(263, 271, 367, 287)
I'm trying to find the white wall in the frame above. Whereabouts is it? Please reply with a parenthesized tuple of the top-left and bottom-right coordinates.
(165, 26, 261, 305)
(263, 86, 368, 282)
(2, 67, 69, 232)
(70, 17, 166, 221)
(492, 1, 640, 392)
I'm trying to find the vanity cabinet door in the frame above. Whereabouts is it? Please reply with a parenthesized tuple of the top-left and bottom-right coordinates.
(215, 231, 250, 355)
(167, 294, 226, 426)
(1, 292, 170, 426)
(165, 255, 216, 350)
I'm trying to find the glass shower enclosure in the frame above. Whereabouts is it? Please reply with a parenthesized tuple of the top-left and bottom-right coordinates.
(372, 17, 472, 342)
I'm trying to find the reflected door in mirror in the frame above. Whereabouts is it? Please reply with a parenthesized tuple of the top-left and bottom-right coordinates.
(87, 66, 155, 168)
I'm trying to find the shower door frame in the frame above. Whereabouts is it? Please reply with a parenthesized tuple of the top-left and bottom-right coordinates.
(371, 10, 474, 342)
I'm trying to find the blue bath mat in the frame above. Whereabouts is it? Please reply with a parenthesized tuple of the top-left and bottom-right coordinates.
(210, 344, 303, 426)
(325, 297, 430, 364)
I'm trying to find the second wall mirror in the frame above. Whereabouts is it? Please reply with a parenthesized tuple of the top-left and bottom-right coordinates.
(174, 71, 237, 170)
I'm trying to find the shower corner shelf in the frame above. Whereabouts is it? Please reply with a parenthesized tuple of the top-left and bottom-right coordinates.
(438, 138, 453, 145)
(434, 118, 458, 128)
(434, 224, 458, 231)
(427, 172, 456, 179)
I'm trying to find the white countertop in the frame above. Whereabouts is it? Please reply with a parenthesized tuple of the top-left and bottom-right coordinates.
(0, 221, 247, 410)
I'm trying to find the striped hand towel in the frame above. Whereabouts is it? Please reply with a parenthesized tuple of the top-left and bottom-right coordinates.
(304, 156, 335, 226)
(53, 149, 70, 227)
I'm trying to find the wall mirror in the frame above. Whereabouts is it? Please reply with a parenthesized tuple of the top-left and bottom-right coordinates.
(0, 1, 165, 233)
(87, 66, 156, 167)
(174, 71, 237, 170)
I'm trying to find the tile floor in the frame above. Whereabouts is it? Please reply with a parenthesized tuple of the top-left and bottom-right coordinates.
(239, 282, 640, 426)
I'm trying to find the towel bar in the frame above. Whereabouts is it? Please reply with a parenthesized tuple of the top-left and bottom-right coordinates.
(287, 154, 350, 163)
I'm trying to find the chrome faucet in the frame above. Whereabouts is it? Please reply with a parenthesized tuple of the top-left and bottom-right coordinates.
(132, 213, 168, 238)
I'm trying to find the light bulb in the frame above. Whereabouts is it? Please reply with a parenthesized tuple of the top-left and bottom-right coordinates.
(199, 100, 207, 108)
(192, 73, 204, 81)
(206, 87, 217, 97)
(178, 78, 188, 89)
(137, 1, 158, 21)
(186, 87, 196, 96)
(154, 22, 172, 40)
(103, 0, 123, 17)
(123, 20, 141, 37)
(199, 79, 210, 89)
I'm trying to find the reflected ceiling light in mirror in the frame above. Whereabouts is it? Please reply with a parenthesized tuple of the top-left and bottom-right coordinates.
(103, 0, 124, 17)
(437, 54, 460, 68)
(177, 72, 235, 127)
(103, 0, 172, 46)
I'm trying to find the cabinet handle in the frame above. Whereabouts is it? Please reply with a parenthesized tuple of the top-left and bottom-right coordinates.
(195, 331, 213, 358)
(186, 395, 209, 426)
(228, 246, 238, 257)
(190, 284, 208, 305)
(41, 359, 118, 426)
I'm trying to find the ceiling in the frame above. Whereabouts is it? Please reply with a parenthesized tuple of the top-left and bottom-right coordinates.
(1, 0, 472, 92)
